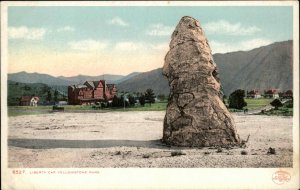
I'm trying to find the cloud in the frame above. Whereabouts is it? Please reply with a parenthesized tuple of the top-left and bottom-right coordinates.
(146, 24, 174, 36)
(107, 17, 129, 27)
(68, 39, 168, 53)
(210, 38, 273, 54)
(150, 42, 169, 51)
(8, 26, 47, 40)
(115, 42, 143, 51)
(115, 42, 144, 51)
(114, 41, 170, 53)
(203, 20, 261, 36)
(68, 39, 109, 51)
(57, 26, 75, 32)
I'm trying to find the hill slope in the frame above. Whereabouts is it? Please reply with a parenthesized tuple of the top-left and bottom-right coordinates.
(115, 72, 141, 84)
(7, 80, 65, 106)
(116, 68, 169, 95)
(8, 72, 141, 86)
(8, 72, 71, 86)
(214, 40, 293, 95)
(58, 74, 124, 85)
(117, 40, 293, 96)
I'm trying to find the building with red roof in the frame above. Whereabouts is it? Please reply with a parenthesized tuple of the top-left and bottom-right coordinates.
(68, 80, 117, 105)
(247, 89, 262, 98)
(264, 89, 279, 98)
(20, 96, 40, 106)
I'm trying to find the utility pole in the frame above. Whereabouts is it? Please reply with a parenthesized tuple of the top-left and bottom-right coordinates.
(123, 97, 125, 110)
(123, 92, 125, 110)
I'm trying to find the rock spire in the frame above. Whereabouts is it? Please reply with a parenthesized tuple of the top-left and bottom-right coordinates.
(162, 16, 240, 147)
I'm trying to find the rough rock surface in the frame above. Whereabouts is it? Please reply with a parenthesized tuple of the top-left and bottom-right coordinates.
(162, 16, 240, 147)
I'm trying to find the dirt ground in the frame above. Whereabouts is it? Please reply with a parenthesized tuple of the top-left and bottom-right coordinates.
(7, 111, 293, 168)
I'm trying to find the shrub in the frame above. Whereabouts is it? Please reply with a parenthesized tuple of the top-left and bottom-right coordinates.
(267, 147, 276, 155)
(101, 102, 107, 108)
(142, 154, 150, 158)
(171, 150, 186, 157)
(128, 94, 136, 106)
(284, 99, 293, 108)
(228, 89, 247, 109)
(270, 99, 283, 110)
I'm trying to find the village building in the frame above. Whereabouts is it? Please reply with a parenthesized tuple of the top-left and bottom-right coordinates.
(68, 80, 117, 105)
(281, 90, 293, 98)
(57, 101, 68, 106)
(246, 89, 262, 98)
(20, 96, 40, 106)
(264, 89, 279, 98)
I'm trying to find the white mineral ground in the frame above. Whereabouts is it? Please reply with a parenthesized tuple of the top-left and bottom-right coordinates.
(8, 112, 292, 168)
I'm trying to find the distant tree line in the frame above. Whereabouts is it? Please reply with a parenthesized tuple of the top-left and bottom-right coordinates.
(7, 82, 68, 106)
(224, 88, 293, 111)
(99, 88, 157, 109)
(45, 89, 67, 103)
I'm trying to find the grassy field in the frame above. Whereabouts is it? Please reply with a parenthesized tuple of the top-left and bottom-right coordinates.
(8, 111, 50, 117)
(256, 107, 293, 116)
(226, 98, 273, 112)
(244, 98, 273, 109)
(8, 102, 168, 117)
(8, 98, 291, 117)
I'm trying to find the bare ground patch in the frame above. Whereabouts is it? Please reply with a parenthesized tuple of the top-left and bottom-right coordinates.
(7, 112, 292, 168)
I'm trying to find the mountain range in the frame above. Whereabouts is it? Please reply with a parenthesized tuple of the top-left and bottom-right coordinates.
(8, 72, 141, 86)
(8, 40, 293, 96)
(117, 40, 293, 95)
(214, 40, 293, 95)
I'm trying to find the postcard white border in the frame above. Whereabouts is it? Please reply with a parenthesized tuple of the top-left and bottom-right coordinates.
(1, 1, 299, 189)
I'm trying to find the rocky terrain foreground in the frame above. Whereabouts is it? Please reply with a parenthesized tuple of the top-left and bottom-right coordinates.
(7, 111, 292, 168)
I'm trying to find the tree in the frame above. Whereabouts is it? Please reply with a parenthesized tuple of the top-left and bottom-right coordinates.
(120, 95, 129, 107)
(157, 94, 166, 101)
(128, 94, 136, 106)
(42, 85, 51, 94)
(62, 94, 68, 101)
(144, 88, 155, 106)
(228, 89, 247, 109)
(46, 90, 52, 102)
(112, 95, 129, 108)
(139, 94, 146, 106)
(24, 85, 31, 91)
(270, 99, 283, 110)
(54, 90, 59, 102)
(112, 95, 120, 107)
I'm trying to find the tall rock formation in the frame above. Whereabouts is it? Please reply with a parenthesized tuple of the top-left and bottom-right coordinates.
(162, 16, 240, 147)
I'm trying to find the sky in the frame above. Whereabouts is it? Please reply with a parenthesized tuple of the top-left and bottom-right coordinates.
(7, 6, 293, 77)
